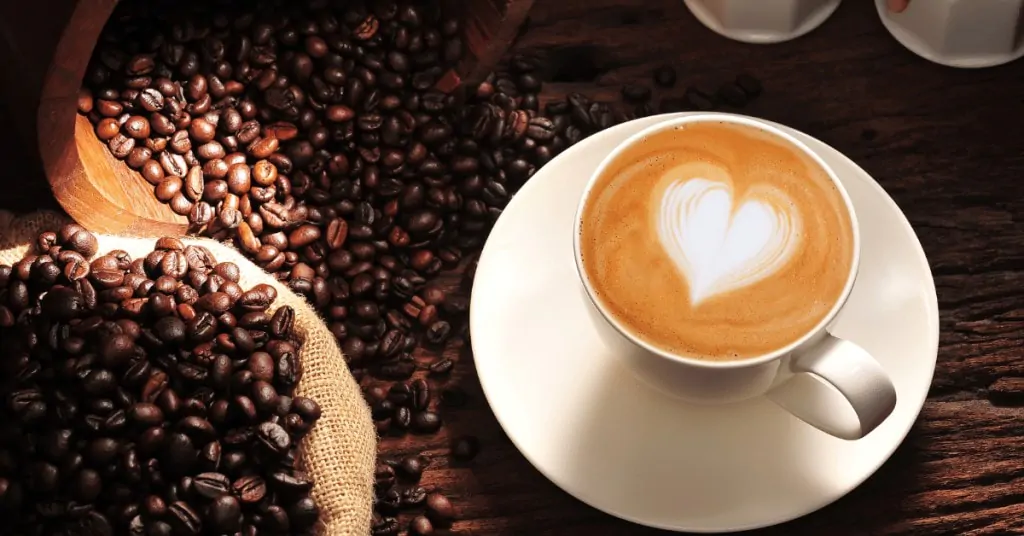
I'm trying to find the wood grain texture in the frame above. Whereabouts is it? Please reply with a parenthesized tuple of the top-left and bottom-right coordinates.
(2, 0, 1024, 534)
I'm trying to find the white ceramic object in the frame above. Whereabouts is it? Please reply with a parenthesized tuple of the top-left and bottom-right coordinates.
(683, 0, 843, 44)
(571, 114, 897, 441)
(470, 113, 939, 533)
(877, 0, 1024, 68)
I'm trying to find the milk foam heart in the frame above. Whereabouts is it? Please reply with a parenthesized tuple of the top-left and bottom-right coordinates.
(578, 120, 854, 360)
(657, 177, 802, 305)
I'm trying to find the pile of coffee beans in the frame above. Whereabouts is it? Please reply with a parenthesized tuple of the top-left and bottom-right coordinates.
(0, 224, 322, 535)
(79, 1, 765, 532)
(370, 454, 453, 535)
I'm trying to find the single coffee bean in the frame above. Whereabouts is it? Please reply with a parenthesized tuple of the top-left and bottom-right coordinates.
(654, 65, 678, 88)
(398, 455, 427, 480)
(141, 159, 165, 185)
(208, 494, 242, 532)
(123, 115, 151, 139)
(95, 118, 120, 140)
(391, 406, 412, 431)
(189, 117, 216, 143)
(269, 469, 313, 494)
(257, 421, 291, 455)
(167, 501, 202, 535)
(232, 475, 267, 503)
(160, 152, 188, 177)
(193, 472, 231, 499)
(374, 464, 396, 493)
(402, 485, 428, 508)
(425, 493, 454, 526)
(225, 164, 251, 194)
(428, 358, 454, 376)
(410, 516, 434, 535)
(410, 379, 430, 411)
(128, 403, 164, 426)
(288, 224, 321, 248)
(378, 487, 402, 514)
(621, 85, 652, 103)
(108, 133, 135, 159)
(452, 435, 481, 461)
(411, 411, 442, 434)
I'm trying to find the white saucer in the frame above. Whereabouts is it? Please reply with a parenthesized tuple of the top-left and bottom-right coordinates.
(875, 0, 1024, 69)
(684, 0, 843, 45)
(470, 113, 939, 533)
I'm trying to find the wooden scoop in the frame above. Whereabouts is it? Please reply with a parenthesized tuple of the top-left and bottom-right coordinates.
(0, 0, 534, 235)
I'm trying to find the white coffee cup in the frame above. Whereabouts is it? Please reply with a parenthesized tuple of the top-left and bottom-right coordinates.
(572, 113, 897, 440)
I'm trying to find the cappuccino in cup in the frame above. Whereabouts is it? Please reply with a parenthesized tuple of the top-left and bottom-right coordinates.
(578, 120, 855, 361)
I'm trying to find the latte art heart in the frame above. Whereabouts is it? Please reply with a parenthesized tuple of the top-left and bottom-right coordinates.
(579, 121, 853, 360)
(657, 177, 802, 305)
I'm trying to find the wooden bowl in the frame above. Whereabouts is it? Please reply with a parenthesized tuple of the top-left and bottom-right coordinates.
(0, 0, 534, 236)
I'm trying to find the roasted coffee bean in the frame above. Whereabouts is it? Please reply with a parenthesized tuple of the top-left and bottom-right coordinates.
(208, 494, 243, 532)
(141, 159, 165, 185)
(128, 403, 164, 426)
(377, 487, 402, 515)
(425, 321, 451, 344)
(402, 485, 428, 508)
(410, 516, 434, 535)
(374, 464, 396, 493)
(398, 455, 427, 480)
(428, 358, 454, 376)
(621, 85, 652, 102)
(425, 493, 455, 526)
(168, 501, 202, 535)
(232, 475, 267, 503)
(289, 224, 321, 248)
(95, 118, 120, 140)
(391, 406, 412, 431)
(124, 115, 151, 139)
(372, 515, 400, 536)
(411, 411, 442, 434)
(192, 472, 231, 499)
(269, 469, 314, 496)
(126, 146, 153, 169)
(410, 379, 430, 411)
(257, 421, 291, 454)
(452, 435, 481, 461)
(654, 65, 678, 87)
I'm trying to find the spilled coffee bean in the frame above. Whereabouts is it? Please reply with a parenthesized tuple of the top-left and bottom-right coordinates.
(80, 0, 768, 529)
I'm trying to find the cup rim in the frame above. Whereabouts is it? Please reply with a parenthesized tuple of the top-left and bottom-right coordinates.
(572, 112, 862, 370)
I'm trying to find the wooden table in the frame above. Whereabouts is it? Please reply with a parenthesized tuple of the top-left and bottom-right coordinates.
(4, 0, 1024, 534)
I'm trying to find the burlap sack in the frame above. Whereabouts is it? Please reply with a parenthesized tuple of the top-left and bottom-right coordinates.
(0, 210, 376, 536)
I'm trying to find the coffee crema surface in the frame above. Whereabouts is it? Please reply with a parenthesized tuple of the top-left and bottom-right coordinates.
(579, 121, 855, 361)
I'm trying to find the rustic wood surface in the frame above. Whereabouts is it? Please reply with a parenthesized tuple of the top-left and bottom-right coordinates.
(4, 0, 1024, 534)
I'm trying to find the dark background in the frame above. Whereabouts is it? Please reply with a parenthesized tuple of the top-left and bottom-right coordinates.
(4, 0, 1024, 534)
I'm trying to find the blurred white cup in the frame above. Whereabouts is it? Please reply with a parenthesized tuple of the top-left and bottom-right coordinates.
(683, 0, 843, 44)
(877, 0, 1024, 68)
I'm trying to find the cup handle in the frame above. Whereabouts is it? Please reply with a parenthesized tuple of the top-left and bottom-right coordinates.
(767, 334, 897, 440)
